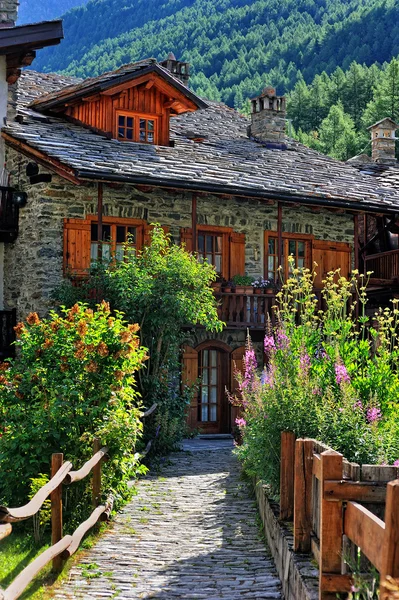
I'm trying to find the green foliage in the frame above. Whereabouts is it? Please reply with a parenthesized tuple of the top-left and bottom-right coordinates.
(53, 225, 223, 453)
(0, 302, 148, 521)
(34, 0, 399, 112)
(235, 264, 399, 493)
(29, 474, 51, 544)
(232, 274, 253, 286)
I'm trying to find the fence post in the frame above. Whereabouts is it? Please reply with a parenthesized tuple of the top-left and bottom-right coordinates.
(280, 431, 296, 521)
(380, 479, 399, 598)
(92, 438, 101, 508)
(294, 438, 314, 552)
(51, 453, 64, 573)
(319, 450, 344, 600)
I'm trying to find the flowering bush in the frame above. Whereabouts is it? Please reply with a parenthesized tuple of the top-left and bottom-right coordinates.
(0, 302, 148, 521)
(234, 264, 399, 492)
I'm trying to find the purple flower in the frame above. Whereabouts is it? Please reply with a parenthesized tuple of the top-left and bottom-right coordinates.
(276, 329, 289, 350)
(367, 407, 382, 423)
(235, 417, 247, 428)
(312, 387, 321, 395)
(264, 336, 276, 353)
(299, 352, 311, 376)
(394, 459, 399, 467)
(353, 400, 363, 410)
(335, 364, 350, 385)
(241, 347, 258, 390)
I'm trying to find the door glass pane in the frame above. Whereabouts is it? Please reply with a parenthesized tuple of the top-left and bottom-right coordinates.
(201, 405, 208, 422)
(210, 351, 217, 367)
(202, 370, 208, 385)
(210, 405, 217, 422)
(215, 255, 221, 274)
(203, 350, 208, 366)
(210, 387, 217, 402)
(211, 368, 217, 385)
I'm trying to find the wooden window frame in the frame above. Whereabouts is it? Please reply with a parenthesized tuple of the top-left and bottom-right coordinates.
(115, 110, 159, 144)
(264, 230, 313, 280)
(87, 215, 146, 261)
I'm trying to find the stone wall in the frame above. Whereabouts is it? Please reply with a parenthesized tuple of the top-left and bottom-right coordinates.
(4, 147, 355, 320)
(0, 0, 18, 27)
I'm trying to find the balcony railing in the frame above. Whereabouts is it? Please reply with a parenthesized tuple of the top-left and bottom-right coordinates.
(0, 309, 16, 359)
(0, 187, 19, 243)
(364, 250, 399, 282)
(215, 291, 276, 329)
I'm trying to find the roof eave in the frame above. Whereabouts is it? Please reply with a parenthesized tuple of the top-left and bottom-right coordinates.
(0, 20, 63, 55)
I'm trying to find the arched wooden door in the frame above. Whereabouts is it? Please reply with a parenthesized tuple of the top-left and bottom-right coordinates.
(182, 343, 230, 433)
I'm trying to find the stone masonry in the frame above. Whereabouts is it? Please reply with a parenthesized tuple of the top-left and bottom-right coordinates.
(4, 148, 355, 320)
(53, 439, 282, 600)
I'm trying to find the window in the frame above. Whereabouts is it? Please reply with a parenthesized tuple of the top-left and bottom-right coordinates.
(116, 111, 158, 144)
(198, 348, 219, 423)
(90, 221, 138, 262)
(198, 231, 223, 276)
(264, 231, 311, 280)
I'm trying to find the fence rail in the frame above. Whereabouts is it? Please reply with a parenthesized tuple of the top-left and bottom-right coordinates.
(279, 432, 399, 599)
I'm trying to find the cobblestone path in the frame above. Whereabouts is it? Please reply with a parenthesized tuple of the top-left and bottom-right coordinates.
(55, 439, 282, 599)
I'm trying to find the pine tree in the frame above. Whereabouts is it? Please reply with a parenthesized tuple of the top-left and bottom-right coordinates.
(319, 103, 358, 160)
(363, 59, 399, 127)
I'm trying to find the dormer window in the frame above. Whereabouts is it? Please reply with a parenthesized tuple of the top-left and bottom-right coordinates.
(116, 111, 158, 144)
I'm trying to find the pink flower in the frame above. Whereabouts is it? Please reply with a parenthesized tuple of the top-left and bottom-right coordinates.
(240, 345, 259, 391)
(264, 336, 276, 353)
(235, 417, 247, 428)
(276, 329, 289, 350)
(367, 407, 382, 423)
(353, 400, 363, 410)
(312, 387, 321, 395)
(261, 366, 275, 388)
(335, 363, 350, 385)
(338, 407, 344, 413)
(394, 459, 399, 467)
(299, 351, 311, 376)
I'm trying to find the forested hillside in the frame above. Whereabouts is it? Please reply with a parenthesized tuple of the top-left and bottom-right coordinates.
(18, 0, 88, 24)
(34, 0, 399, 108)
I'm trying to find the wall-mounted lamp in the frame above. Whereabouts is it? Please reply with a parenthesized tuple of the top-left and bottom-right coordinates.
(254, 247, 259, 261)
(12, 190, 28, 208)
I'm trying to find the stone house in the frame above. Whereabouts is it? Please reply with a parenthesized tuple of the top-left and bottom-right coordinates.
(3, 57, 399, 433)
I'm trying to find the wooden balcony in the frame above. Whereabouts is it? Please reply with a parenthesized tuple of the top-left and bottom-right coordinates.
(364, 250, 399, 285)
(215, 291, 276, 329)
(0, 187, 19, 243)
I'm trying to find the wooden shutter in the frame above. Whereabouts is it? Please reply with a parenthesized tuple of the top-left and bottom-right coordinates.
(230, 232, 246, 278)
(182, 345, 199, 430)
(230, 345, 246, 425)
(63, 218, 91, 277)
(180, 228, 193, 252)
(312, 240, 352, 288)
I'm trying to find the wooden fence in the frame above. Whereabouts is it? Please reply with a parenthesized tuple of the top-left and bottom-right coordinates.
(0, 403, 157, 600)
(280, 432, 399, 599)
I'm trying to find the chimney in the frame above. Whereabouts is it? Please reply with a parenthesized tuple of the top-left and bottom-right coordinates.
(249, 86, 287, 143)
(0, 0, 18, 28)
(368, 118, 398, 165)
(160, 52, 190, 87)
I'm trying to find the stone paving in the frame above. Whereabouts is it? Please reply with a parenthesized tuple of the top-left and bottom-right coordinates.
(55, 438, 282, 599)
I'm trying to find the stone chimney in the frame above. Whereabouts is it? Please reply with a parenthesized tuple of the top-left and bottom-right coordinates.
(368, 117, 398, 165)
(160, 52, 190, 87)
(249, 86, 286, 143)
(0, 0, 18, 28)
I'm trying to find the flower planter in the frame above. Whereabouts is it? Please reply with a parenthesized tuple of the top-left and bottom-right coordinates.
(244, 286, 253, 295)
(265, 288, 274, 295)
(235, 285, 246, 294)
(254, 288, 262, 295)
(223, 287, 232, 293)
(211, 282, 222, 293)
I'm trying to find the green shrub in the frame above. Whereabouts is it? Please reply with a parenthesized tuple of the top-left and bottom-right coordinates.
(0, 302, 148, 522)
(53, 225, 224, 452)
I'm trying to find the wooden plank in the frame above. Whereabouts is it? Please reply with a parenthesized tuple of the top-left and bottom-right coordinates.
(311, 536, 320, 566)
(0, 461, 72, 523)
(313, 453, 321, 480)
(64, 447, 108, 485)
(344, 501, 385, 573)
(294, 439, 314, 552)
(62, 505, 107, 559)
(319, 450, 344, 599)
(1, 536, 72, 600)
(324, 480, 387, 503)
(0, 523, 12, 541)
(320, 574, 353, 593)
(279, 431, 296, 521)
(361, 465, 398, 482)
(380, 480, 399, 597)
(51, 454, 64, 573)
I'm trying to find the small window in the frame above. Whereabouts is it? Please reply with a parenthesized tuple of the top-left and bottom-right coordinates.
(265, 233, 311, 280)
(197, 232, 223, 276)
(116, 111, 158, 144)
(91, 221, 138, 262)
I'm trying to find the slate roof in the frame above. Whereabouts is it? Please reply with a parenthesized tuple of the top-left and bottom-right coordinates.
(5, 69, 399, 213)
(29, 59, 207, 111)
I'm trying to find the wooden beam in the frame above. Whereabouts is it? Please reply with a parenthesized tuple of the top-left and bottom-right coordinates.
(313, 453, 322, 480)
(51, 453, 64, 573)
(277, 202, 283, 282)
(279, 431, 295, 521)
(344, 501, 385, 573)
(324, 480, 387, 503)
(319, 574, 353, 593)
(294, 439, 314, 552)
(380, 480, 399, 596)
(145, 80, 155, 90)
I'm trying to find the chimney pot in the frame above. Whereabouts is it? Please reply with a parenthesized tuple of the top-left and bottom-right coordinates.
(160, 53, 190, 87)
(249, 85, 286, 143)
(368, 118, 398, 164)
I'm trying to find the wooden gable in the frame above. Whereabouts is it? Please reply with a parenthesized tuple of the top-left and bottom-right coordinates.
(63, 72, 198, 146)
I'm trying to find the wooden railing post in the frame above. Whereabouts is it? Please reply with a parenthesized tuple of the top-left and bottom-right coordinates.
(51, 453, 64, 573)
(280, 431, 296, 521)
(92, 438, 101, 508)
(380, 479, 399, 598)
(319, 450, 344, 599)
(294, 438, 314, 552)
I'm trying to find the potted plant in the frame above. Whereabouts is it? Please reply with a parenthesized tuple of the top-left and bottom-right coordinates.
(252, 278, 275, 294)
(222, 280, 234, 293)
(232, 274, 254, 294)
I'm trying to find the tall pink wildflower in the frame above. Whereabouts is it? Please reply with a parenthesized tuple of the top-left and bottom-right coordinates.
(264, 335, 275, 354)
(335, 363, 350, 385)
(367, 406, 382, 424)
